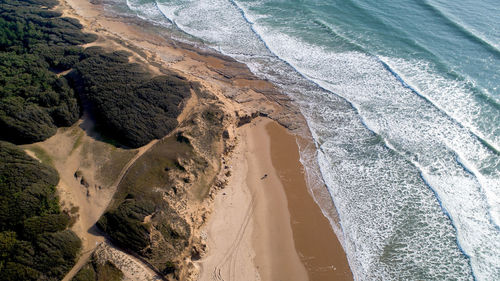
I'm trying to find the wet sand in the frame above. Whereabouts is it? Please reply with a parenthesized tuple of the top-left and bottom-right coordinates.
(246, 118, 309, 281)
(267, 121, 353, 281)
(200, 118, 352, 281)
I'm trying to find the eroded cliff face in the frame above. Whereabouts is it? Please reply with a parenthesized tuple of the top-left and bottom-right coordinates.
(95, 93, 236, 278)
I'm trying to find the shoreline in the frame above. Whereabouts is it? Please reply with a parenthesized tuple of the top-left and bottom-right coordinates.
(57, 0, 353, 279)
(267, 121, 352, 281)
(246, 118, 309, 281)
(199, 118, 352, 281)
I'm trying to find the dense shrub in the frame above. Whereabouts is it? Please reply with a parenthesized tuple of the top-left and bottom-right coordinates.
(0, 0, 195, 278)
(0, 141, 81, 280)
(0, 141, 59, 231)
(0, 0, 96, 52)
(68, 49, 191, 147)
(72, 260, 123, 281)
(97, 199, 154, 252)
(0, 0, 95, 144)
(0, 52, 79, 143)
(0, 0, 190, 147)
(22, 213, 71, 240)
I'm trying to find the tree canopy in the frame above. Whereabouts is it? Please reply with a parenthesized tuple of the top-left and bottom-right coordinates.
(0, 141, 81, 281)
(0, 0, 96, 144)
(68, 48, 191, 147)
(0, 0, 191, 147)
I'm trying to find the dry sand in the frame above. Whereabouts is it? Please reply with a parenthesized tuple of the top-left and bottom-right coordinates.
(199, 118, 352, 281)
(199, 118, 308, 281)
(23, 121, 160, 281)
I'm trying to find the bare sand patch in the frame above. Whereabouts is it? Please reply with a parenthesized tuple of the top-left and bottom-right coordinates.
(198, 118, 353, 281)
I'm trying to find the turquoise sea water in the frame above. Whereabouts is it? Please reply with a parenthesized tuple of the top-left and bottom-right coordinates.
(114, 0, 500, 279)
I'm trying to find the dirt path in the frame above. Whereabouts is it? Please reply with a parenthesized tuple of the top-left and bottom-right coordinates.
(110, 139, 158, 188)
(61, 139, 159, 281)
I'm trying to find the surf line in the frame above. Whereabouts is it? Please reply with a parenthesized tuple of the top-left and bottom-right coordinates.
(380, 57, 500, 229)
(228, 0, 479, 264)
(378, 58, 500, 155)
(152, 1, 482, 279)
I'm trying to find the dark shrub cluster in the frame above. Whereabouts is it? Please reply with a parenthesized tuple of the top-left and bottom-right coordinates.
(68, 48, 192, 148)
(96, 199, 154, 253)
(72, 259, 123, 281)
(0, 0, 96, 144)
(0, 0, 191, 147)
(0, 0, 194, 277)
(0, 141, 81, 281)
(0, 52, 80, 143)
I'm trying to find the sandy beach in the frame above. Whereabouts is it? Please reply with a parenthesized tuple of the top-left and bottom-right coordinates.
(199, 118, 352, 281)
(267, 121, 352, 281)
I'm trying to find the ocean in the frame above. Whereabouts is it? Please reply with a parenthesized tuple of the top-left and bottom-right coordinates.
(111, 0, 500, 280)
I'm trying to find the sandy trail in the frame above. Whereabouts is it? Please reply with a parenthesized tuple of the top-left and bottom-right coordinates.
(61, 137, 159, 281)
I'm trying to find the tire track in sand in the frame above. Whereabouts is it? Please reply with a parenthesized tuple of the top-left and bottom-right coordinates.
(212, 194, 255, 281)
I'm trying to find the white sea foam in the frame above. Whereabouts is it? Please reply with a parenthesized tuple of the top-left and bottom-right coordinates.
(128, 0, 500, 279)
(126, 0, 172, 27)
(247, 28, 500, 279)
(380, 56, 500, 152)
(155, 0, 270, 57)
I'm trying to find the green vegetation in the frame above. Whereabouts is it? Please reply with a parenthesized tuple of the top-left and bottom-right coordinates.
(0, 0, 96, 144)
(0, 141, 81, 280)
(25, 144, 53, 166)
(72, 259, 123, 281)
(97, 199, 153, 253)
(95, 105, 227, 275)
(114, 136, 192, 198)
(68, 48, 191, 148)
(97, 136, 193, 273)
(0, 0, 191, 147)
(0, 0, 201, 278)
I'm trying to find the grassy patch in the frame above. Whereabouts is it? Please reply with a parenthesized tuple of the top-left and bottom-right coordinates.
(113, 135, 192, 203)
(73, 259, 123, 281)
(26, 145, 54, 166)
(96, 147, 137, 187)
(71, 130, 85, 153)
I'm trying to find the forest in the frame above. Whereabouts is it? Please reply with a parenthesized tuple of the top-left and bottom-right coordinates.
(68, 48, 191, 148)
(0, 0, 95, 144)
